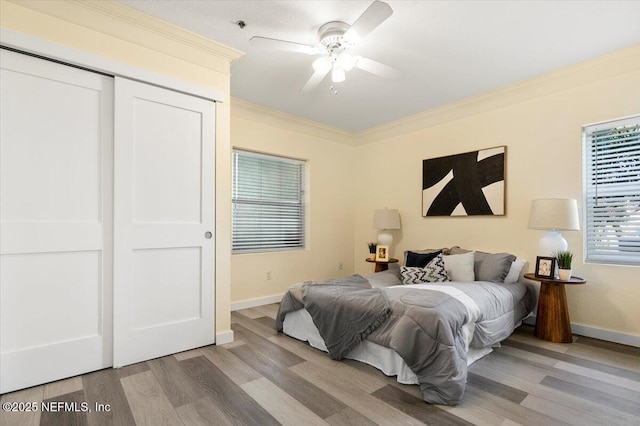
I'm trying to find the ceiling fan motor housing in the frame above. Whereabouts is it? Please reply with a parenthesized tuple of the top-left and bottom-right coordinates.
(318, 21, 350, 50)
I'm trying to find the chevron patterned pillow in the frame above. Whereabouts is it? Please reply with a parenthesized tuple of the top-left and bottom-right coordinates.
(400, 266, 428, 284)
(401, 253, 450, 284)
(422, 253, 450, 282)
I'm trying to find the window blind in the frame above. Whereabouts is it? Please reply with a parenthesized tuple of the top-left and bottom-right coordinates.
(583, 115, 640, 265)
(232, 150, 305, 252)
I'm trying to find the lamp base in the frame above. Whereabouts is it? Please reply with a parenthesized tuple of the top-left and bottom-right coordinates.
(377, 230, 393, 247)
(539, 230, 567, 256)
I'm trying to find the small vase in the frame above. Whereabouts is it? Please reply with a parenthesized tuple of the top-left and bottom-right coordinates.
(558, 268, 572, 281)
(368, 253, 376, 261)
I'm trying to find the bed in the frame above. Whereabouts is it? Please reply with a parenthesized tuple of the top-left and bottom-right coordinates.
(276, 247, 536, 405)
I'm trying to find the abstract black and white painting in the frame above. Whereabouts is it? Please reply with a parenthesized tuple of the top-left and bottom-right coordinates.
(422, 146, 505, 217)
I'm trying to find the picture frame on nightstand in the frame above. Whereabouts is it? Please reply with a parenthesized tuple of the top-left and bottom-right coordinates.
(375, 245, 389, 262)
(535, 256, 555, 279)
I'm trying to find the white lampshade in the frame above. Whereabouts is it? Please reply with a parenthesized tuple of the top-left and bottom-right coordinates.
(528, 198, 580, 255)
(373, 208, 401, 229)
(528, 199, 580, 231)
(373, 209, 401, 246)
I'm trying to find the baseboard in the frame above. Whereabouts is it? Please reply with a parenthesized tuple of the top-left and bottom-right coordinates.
(231, 294, 284, 311)
(570, 323, 640, 348)
(523, 316, 640, 348)
(216, 330, 234, 345)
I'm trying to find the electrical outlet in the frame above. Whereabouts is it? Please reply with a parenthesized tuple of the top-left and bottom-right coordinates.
(266, 271, 272, 280)
(338, 262, 343, 270)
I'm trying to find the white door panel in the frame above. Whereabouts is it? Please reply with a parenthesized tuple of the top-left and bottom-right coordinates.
(0, 50, 113, 393)
(2, 251, 103, 351)
(113, 77, 215, 367)
(0, 53, 105, 224)
(132, 97, 203, 224)
(132, 247, 202, 329)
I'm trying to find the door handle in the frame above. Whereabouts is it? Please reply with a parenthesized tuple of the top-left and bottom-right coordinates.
(205, 231, 213, 239)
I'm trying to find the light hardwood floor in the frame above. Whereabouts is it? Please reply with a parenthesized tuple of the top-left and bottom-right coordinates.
(2, 303, 639, 426)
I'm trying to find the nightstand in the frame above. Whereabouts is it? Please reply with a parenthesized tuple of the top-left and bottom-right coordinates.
(524, 273, 586, 343)
(366, 258, 398, 273)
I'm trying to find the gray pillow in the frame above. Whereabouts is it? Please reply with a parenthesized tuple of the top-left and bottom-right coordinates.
(365, 263, 402, 288)
(448, 246, 471, 255)
(449, 247, 515, 283)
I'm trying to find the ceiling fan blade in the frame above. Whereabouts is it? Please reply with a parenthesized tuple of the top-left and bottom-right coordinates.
(300, 69, 331, 92)
(355, 57, 403, 80)
(250, 36, 317, 55)
(343, 1, 393, 44)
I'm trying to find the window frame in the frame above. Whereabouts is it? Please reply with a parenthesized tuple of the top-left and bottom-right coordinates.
(231, 149, 307, 254)
(582, 114, 640, 266)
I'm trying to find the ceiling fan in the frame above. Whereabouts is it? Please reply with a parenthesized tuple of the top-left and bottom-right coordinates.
(250, 0, 402, 92)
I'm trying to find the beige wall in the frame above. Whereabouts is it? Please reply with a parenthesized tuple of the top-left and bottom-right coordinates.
(352, 50, 640, 338)
(230, 101, 356, 304)
(0, 0, 241, 337)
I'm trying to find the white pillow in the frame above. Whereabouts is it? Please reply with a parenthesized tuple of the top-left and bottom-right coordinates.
(504, 258, 526, 284)
(443, 251, 475, 282)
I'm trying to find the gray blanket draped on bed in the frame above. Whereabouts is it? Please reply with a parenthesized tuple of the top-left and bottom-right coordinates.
(300, 275, 391, 360)
(277, 275, 391, 360)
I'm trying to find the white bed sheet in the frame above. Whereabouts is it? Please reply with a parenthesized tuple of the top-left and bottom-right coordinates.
(283, 308, 494, 385)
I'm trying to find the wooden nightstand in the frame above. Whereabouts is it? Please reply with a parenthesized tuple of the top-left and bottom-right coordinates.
(524, 273, 586, 343)
(366, 258, 398, 273)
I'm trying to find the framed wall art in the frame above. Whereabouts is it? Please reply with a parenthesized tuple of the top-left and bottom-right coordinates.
(422, 146, 506, 217)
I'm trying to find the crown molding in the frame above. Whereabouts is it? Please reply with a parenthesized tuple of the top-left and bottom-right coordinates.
(356, 44, 640, 144)
(7, 0, 244, 74)
(231, 98, 356, 146)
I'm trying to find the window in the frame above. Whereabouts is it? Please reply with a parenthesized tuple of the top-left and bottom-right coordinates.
(583, 115, 640, 265)
(232, 149, 306, 253)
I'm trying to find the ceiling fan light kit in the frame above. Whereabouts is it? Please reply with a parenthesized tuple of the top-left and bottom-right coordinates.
(331, 66, 346, 83)
(312, 56, 332, 74)
(250, 1, 401, 92)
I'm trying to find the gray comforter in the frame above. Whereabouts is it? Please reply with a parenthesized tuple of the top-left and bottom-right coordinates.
(276, 275, 534, 405)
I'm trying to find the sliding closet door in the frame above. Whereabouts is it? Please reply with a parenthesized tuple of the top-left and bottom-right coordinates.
(113, 77, 215, 367)
(0, 50, 114, 393)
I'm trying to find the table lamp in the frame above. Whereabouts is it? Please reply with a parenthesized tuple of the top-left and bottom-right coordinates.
(373, 208, 401, 246)
(528, 198, 580, 255)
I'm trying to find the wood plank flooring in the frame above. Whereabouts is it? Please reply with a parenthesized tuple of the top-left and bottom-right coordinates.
(2, 303, 639, 426)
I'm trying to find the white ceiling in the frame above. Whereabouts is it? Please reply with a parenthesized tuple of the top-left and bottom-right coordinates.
(119, 1, 640, 132)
